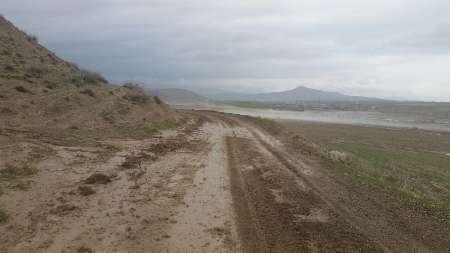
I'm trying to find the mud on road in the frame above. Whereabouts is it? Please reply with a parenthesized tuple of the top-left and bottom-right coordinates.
(206, 111, 449, 253)
(0, 111, 448, 253)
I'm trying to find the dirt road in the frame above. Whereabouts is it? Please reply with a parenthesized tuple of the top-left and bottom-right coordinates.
(0, 112, 448, 253)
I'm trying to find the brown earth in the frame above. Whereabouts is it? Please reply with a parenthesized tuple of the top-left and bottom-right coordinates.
(198, 111, 449, 253)
(1, 110, 449, 252)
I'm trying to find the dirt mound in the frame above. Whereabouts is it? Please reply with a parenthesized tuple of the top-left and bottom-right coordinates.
(83, 173, 113, 184)
(78, 186, 95, 196)
(0, 16, 179, 130)
(50, 204, 79, 215)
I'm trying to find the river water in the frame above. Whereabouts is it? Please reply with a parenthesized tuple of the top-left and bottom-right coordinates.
(179, 104, 450, 132)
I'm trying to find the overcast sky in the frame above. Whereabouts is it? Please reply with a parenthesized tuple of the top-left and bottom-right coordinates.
(3, 0, 450, 101)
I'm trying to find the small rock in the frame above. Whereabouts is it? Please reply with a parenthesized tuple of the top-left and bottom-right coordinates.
(78, 186, 96, 196)
(50, 204, 78, 215)
(84, 173, 112, 184)
(77, 246, 93, 253)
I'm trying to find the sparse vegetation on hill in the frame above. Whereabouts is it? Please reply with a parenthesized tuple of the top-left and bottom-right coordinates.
(0, 15, 180, 132)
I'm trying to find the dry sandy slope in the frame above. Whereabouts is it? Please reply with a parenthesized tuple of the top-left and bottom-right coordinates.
(1, 15, 178, 130)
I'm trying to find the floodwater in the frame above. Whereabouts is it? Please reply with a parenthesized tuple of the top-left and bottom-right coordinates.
(180, 104, 450, 132)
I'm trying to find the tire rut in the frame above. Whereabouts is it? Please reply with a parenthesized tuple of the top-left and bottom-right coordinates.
(246, 124, 435, 253)
(184, 112, 439, 253)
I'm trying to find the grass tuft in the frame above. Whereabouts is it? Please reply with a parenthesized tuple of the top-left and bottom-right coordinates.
(0, 164, 37, 180)
(0, 208, 8, 224)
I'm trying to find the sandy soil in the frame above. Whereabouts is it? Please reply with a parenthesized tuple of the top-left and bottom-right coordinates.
(1, 112, 448, 253)
(153, 123, 240, 253)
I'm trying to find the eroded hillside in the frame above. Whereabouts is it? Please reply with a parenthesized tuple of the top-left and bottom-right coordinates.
(0, 16, 178, 131)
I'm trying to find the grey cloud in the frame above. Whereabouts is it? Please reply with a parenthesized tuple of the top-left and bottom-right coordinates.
(2, 0, 450, 101)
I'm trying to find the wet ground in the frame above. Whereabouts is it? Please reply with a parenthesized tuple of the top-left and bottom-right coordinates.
(0, 112, 448, 252)
(178, 104, 450, 132)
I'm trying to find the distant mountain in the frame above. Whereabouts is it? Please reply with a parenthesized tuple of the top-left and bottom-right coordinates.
(152, 88, 211, 105)
(207, 86, 384, 103)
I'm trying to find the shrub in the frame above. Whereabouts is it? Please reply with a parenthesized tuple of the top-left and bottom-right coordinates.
(79, 89, 96, 97)
(0, 208, 7, 224)
(122, 81, 141, 89)
(11, 181, 31, 190)
(100, 110, 115, 124)
(25, 33, 38, 43)
(0, 107, 14, 114)
(154, 96, 163, 105)
(27, 64, 48, 77)
(77, 246, 93, 253)
(329, 150, 353, 164)
(78, 186, 95, 196)
(69, 72, 83, 84)
(14, 86, 31, 94)
(0, 164, 37, 180)
(80, 69, 108, 84)
(122, 94, 149, 104)
(50, 204, 78, 214)
(84, 173, 112, 184)
(4, 65, 14, 72)
(67, 62, 80, 71)
(45, 83, 58, 90)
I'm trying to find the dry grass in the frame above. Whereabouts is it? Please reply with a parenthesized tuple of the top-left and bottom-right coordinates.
(0, 164, 37, 181)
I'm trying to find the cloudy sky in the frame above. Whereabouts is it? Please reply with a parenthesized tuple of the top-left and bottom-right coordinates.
(3, 0, 450, 101)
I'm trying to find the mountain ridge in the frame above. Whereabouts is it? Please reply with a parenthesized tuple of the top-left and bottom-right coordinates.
(203, 85, 384, 103)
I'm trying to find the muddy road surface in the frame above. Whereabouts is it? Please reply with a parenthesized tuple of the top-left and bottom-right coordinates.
(0, 111, 448, 253)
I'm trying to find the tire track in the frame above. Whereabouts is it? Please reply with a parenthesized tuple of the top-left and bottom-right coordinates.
(246, 125, 434, 253)
(226, 136, 269, 253)
(223, 112, 433, 253)
(195, 111, 435, 253)
(212, 113, 379, 252)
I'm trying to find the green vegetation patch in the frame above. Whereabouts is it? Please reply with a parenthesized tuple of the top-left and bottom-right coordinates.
(331, 143, 449, 209)
(0, 164, 37, 181)
(282, 120, 450, 212)
(0, 208, 8, 224)
(0, 164, 37, 192)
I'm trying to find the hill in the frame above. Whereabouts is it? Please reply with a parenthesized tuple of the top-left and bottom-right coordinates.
(207, 86, 383, 103)
(0, 16, 178, 131)
(152, 88, 210, 105)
